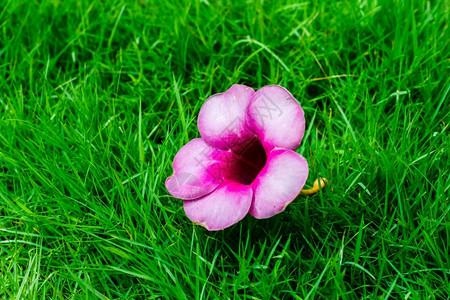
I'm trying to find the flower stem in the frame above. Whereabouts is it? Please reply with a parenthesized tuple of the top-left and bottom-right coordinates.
(300, 178, 328, 196)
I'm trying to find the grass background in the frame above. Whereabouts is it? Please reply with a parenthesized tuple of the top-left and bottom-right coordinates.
(0, 0, 449, 298)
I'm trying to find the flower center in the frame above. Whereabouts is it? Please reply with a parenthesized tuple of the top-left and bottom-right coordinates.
(229, 138, 267, 185)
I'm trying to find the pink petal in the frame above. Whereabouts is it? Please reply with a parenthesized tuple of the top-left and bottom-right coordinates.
(165, 138, 230, 200)
(184, 182, 253, 231)
(247, 85, 305, 150)
(249, 149, 309, 219)
(198, 84, 256, 151)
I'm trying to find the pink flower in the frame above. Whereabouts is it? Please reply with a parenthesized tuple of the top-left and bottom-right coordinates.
(165, 84, 309, 230)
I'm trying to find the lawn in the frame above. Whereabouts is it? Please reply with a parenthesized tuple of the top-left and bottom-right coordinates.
(0, 0, 449, 298)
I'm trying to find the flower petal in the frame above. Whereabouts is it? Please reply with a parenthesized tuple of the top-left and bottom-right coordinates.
(198, 84, 256, 150)
(247, 85, 305, 150)
(184, 182, 253, 230)
(165, 138, 229, 200)
(249, 149, 309, 219)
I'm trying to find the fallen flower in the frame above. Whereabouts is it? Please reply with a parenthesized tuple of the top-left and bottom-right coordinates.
(166, 84, 309, 230)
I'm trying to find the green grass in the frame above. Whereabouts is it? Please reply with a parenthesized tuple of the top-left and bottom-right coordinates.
(0, 0, 448, 298)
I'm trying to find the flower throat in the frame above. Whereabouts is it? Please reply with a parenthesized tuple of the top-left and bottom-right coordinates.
(230, 138, 267, 185)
